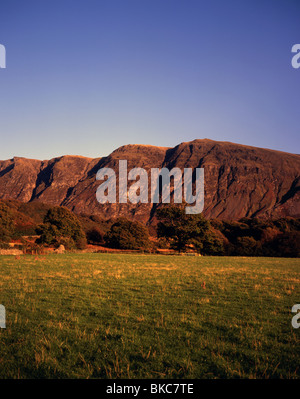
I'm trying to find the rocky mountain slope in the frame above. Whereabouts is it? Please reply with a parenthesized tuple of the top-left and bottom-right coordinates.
(0, 139, 299, 222)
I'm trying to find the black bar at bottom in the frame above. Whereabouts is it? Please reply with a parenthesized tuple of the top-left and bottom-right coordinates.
(0, 379, 298, 397)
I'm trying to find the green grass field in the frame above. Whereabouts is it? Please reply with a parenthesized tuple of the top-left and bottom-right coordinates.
(0, 254, 299, 379)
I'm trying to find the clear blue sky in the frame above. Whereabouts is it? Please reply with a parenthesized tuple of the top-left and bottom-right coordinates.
(0, 0, 299, 160)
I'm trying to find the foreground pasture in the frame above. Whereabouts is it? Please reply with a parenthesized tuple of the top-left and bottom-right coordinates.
(0, 254, 299, 378)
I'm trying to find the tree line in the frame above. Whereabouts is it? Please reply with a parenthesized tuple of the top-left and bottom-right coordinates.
(0, 201, 299, 257)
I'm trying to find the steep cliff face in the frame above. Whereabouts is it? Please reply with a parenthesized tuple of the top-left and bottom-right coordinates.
(0, 157, 42, 202)
(62, 145, 169, 222)
(161, 140, 300, 219)
(0, 139, 299, 221)
(30, 155, 97, 206)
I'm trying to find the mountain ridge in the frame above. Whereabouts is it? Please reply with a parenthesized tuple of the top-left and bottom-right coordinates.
(0, 139, 299, 222)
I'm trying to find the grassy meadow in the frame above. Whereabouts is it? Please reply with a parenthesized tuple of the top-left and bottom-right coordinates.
(0, 253, 299, 379)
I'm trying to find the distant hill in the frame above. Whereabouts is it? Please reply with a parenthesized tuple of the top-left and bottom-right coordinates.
(0, 139, 299, 222)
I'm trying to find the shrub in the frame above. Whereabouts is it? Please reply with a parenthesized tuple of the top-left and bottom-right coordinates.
(0, 242, 11, 249)
(86, 228, 104, 244)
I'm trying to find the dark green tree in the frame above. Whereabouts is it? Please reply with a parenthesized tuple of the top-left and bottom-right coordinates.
(37, 206, 86, 249)
(156, 204, 210, 253)
(0, 202, 15, 242)
(201, 231, 225, 255)
(271, 231, 300, 258)
(234, 236, 260, 256)
(104, 218, 151, 250)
